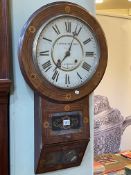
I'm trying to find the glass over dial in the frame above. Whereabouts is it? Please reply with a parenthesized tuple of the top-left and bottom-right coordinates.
(33, 15, 100, 89)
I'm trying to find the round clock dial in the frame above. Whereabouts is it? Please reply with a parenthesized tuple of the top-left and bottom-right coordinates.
(33, 16, 100, 89)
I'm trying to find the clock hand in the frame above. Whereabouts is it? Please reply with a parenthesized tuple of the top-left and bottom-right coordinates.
(54, 59, 61, 71)
(53, 51, 70, 71)
(67, 26, 78, 53)
(60, 25, 78, 63)
(54, 25, 79, 71)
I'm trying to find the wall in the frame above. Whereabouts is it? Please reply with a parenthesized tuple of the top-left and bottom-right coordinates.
(96, 0, 131, 10)
(95, 13, 131, 151)
(10, 0, 95, 175)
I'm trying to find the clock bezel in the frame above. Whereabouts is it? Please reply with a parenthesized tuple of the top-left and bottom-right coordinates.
(32, 14, 100, 90)
(18, 1, 108, 102)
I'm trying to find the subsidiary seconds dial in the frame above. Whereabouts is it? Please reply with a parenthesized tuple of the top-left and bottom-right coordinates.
(33, 15, 100, 89)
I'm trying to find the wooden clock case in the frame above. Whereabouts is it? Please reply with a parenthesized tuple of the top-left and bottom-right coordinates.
(0, 0, 11, 175)
(34, 94, 90, 173)
(18, 2, 108, 174)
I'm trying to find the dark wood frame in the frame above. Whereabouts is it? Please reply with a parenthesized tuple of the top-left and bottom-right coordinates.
(41, 96, 90, 145)
(18, 1, 108, 102)
(34, 93, 90, 173)
(0, 0, 11, 175)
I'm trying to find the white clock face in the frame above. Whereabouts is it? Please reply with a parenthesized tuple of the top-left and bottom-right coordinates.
(33, 15, 100, 89)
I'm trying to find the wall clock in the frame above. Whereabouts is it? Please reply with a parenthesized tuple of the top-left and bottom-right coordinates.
(18, 1, 108, 173)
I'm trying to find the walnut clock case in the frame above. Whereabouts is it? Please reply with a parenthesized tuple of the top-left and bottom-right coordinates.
(18, 1, 107, 174)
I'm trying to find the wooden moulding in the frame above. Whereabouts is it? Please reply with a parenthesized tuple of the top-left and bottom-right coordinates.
(0, 0, 11, 79)
(0, 0, 11, 175)
(0, 79, 11, 92)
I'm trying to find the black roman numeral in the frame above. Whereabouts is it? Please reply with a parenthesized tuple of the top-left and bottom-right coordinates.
(42, 60, 52, 72)
(52, 24, 60, 35)
(73, 25, 83, 36)
(85, 52, 94, 57)
(83, 38, 91, 45)
(65, 74, 70, 85)
(52, 70, 59, 82)
(65, 22, 71, 33)
(40, 51, 49, 56)
(82, 62, 91, 71)
(43, 37, 52, 42)
(77, 72, 82, 80)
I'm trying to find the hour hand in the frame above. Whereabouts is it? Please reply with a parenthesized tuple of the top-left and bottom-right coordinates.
(54, 59, 61, 71)
(61, 50, 70, 63)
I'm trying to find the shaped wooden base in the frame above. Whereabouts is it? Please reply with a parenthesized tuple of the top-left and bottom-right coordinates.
(35, 140, 89, 173)
(34, 93, 90, 173)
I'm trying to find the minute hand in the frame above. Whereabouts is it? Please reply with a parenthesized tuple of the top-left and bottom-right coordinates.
(60, 25, 79, 63)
